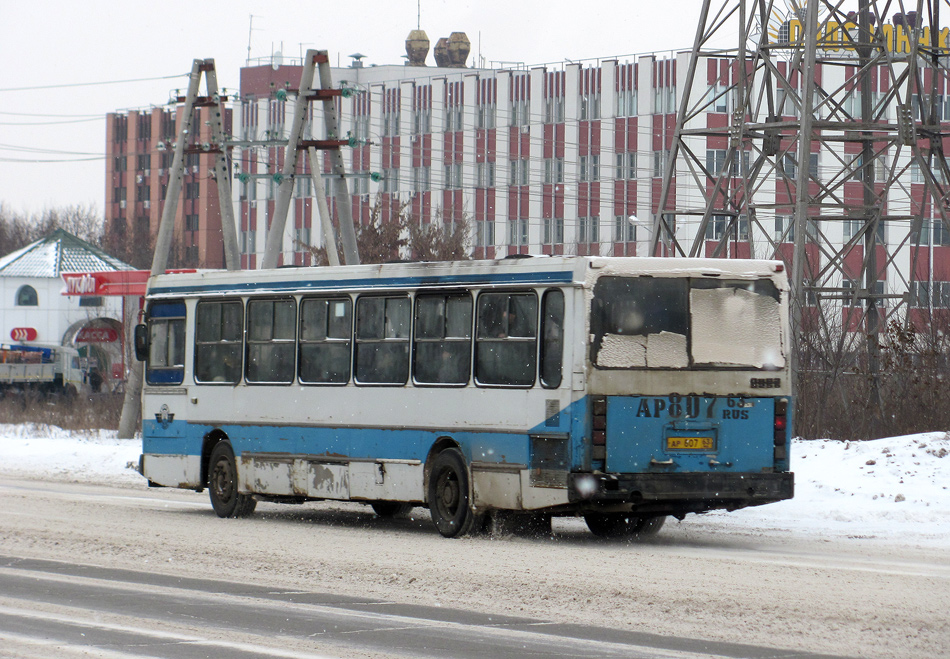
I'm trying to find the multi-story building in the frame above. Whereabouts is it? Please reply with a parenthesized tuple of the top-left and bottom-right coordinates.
(105, 103, 233, 269)
(106, 30, 950, 319)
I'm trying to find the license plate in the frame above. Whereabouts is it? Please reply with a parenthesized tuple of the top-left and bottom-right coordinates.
(666, 436, 715, 451)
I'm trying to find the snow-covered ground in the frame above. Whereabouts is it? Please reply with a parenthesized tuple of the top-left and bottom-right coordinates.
(0, 423, 947, 546)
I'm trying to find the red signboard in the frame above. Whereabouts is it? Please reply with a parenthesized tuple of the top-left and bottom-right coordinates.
(10, 327, 37, 342)
(75, 327, 119, 343)
(61, 270, 196, 297)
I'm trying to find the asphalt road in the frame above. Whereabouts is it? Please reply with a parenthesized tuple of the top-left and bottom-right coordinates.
(0, 478, 945, 658)
(0, 554, 857, 659)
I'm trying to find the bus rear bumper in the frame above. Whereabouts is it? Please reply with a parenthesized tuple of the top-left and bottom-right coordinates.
(567, 471, 794, 515)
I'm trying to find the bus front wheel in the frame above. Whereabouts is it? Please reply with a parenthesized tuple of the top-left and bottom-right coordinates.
(208, 441, 257, 518)
(584, 513, 665, 539)
(428, 448, 478, 538)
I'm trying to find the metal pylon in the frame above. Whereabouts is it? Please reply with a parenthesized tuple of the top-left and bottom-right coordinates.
(261, 49, 360, 268)
(117, 58, 240, 440)
(654, 0, 950, 430)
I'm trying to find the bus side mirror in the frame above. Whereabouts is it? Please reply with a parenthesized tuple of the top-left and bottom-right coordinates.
(133, 324, 149, 362)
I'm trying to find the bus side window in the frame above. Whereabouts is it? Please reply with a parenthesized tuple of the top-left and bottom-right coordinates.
(246, 298, 296, 384)
(195, 300, 244, 384)
(540, 289, 564, 388)
(475, 291, 537, 386)
(299, 297, 352, 384)
(355, 296, 410, 385)
(413, 293, 472, 385)
(146, 300, 186, 385)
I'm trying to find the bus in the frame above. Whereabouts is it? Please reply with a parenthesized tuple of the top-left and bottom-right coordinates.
(135, 256, 793, 538)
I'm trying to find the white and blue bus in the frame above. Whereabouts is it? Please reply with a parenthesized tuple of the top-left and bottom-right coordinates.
(135, 256, 793, 538)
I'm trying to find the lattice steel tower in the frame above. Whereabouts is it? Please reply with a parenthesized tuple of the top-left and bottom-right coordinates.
(654, 0, 950, 423)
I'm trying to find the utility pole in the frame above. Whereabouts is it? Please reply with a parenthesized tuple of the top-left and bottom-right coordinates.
(261, 49, 359, 268)
(117, 58, 240, 439)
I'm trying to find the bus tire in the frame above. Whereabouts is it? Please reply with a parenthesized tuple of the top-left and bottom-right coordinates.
(208, 441, 257, 518)
(584, 513, 665, 539)
(428, 448, 478, 538)
(370, 501, 413, 517)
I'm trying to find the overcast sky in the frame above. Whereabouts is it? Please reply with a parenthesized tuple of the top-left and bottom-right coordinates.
(0, 0, 710, 216)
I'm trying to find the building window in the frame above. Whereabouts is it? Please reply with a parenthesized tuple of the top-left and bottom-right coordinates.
(615, 152, 636, 180)
(185, 214, 199, 232)
(137, 154, 151, 171)
(296, 177, 312, 198)
(294, 226, 311, 250)
(578, 216, 600, 244)
(16, 285, 37, 306)
(444, 163, 462, 190)
(579, 155, 599, 182)
(509, 218, 528, 247)
(580, 93, 601, 120)
(543, 217, 564, 245)
(413, 166, 431, 193)
(544, 158, 564, 184)
(242, 230, 256, 255)
(509, 158, 528, 187)
(545, 97, 564, 124)
(113, 156, 127, 172)
(653, 150, 668, 178)
(617, 89, 638, 117)
(412, 109, 431, 135)
(185, 182, 200, 199)
(477, 103, 496, 129)
(510, 99, 528, 127)
(382, 168, 400, 193)
(476, 161, 496, 188)
(476, 220, 495, 247)
(705, 215, 749, 240)
(614, 215, 637, 242)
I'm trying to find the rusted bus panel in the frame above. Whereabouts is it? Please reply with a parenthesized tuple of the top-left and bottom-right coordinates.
(143, 454, 202, 488)
(240, 455, 294, 495)
(309, 462, 349, 498)
(472, 463, 522, 510)
(348, 461, 424, 502)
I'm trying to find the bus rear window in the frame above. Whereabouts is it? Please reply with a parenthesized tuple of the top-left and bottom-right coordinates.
(591, 276, 784, 370)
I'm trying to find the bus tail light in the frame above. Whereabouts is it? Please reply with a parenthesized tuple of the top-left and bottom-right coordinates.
(592, 396, 607, 446)
(773, 398, 788, 462)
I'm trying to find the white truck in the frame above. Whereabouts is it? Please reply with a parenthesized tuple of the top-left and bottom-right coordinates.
(0, 344, 83, 396)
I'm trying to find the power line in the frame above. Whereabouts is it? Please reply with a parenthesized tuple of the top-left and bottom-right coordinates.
(0, 73, 188, 93)
(0, 117, 103, 126)
(0, 110, 103, 118)
(0, 156, 105, 163)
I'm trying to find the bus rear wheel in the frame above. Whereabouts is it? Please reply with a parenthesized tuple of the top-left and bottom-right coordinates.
(208, 441, 257, 518)
(428, 448, 478, 538)
(584, 513, 665, 539)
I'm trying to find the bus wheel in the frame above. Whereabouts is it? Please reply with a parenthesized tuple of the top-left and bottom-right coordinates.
(208, 441, 257, 518)
(370, 501, 413, 517)
(428, 448, 477, 538)
(584, 513, 665, 539)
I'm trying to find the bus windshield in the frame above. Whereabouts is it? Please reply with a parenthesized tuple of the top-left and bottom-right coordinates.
(590, 276, 784, 370)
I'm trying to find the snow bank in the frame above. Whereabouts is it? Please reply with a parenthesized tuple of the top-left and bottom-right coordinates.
(0, 424, 947, 545)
